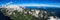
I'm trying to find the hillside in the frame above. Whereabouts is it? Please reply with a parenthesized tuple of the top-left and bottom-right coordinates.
(0, 6, 60, 20)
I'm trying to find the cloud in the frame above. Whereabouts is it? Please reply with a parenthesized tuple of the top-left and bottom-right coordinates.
(19, 4, 60, 7)
(1, 1, 13, 7)
(5, 1, 13, 5)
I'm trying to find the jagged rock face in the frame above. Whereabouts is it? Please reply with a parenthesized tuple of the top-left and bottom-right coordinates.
(0, 6, 54, 20)
(0, 5, 49, 18)
(2, 5, 25, 16)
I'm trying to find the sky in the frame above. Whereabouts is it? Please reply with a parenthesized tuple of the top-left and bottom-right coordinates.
(0, 0, 60, 7)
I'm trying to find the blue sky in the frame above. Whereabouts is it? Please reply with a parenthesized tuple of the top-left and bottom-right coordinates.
(0, 0, 60, 7)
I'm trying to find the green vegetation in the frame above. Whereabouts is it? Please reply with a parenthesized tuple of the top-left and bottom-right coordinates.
(0, 8, 55, 20)
(9, 10, 40, 20)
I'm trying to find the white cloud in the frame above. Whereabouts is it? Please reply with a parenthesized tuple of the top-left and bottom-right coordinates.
(19, 4, 60, 7)
(5, 1, 13, 5)
(1, 1, 13, 7)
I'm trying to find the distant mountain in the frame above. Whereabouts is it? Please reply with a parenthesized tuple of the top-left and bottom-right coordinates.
(25, 6, 60, 11)
(25, 6, 60, 18)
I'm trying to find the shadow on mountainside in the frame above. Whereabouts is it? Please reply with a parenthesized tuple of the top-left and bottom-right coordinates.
(0, 11, 11, 20)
